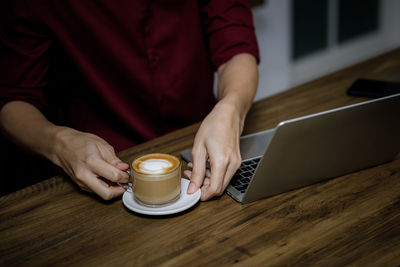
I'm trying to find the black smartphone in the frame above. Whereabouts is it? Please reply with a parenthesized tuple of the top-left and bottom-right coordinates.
(346, 79, 400, 98)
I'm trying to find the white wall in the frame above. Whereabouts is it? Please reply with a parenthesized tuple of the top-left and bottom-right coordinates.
(382, 0, 400, 48)
(252, 0, 292, 100)
(251, 0, 400, 101)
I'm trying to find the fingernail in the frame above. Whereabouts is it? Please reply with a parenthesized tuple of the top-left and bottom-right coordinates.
(188, 182, 197, 194)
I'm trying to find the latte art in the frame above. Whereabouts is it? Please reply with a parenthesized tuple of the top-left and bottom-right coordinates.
(139, 159, 173, 174)
(132, 153, 180, 175)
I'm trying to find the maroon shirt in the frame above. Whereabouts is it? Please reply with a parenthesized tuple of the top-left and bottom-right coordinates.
(0, 0, 259, 152)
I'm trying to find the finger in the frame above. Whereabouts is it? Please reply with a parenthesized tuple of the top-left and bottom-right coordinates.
(188, 162, 211, 177)
(98, 144, 129, 170)
(76, 181, 92, 193)
(188, 146, 207, 194)
(84, 173, 125, 200)
(222, 160, 241, 189)
(87, 155, 129, 183)
(201, 157, 229, 201)
(184, 169, 211, 182)
(95, 143, 130, 180)
(202, 177, 211, 187)
(115, 161, 129, 171)
(184, 166, 212, 195)
(200, 177, 211, 197)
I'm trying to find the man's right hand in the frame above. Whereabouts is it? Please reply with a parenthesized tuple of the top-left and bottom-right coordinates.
(0, 101, 128, 200)
(52, 128, 129, 200)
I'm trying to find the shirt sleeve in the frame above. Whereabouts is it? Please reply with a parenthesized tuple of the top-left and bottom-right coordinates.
(0, 2, 51, 112)
(200, 0, 260, 70)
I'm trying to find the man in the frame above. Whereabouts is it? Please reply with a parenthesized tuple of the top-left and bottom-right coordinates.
(0, 1, 259, 200)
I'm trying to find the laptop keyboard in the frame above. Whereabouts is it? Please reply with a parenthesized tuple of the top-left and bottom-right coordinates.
(229, 157, 261, 193)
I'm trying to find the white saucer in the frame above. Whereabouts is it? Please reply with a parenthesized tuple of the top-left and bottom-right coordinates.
(122, 178, 201, 215)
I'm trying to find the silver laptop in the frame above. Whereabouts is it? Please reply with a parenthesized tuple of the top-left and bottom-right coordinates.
(181, 93, 400, 203)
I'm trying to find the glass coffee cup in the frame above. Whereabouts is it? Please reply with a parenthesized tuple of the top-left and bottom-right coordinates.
(130, 153, 181, 207)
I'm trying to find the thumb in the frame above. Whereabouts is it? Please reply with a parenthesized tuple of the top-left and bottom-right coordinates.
(115, 161, 129, 171)
(98, 144, 129, 171)
(106, 153, 129, 172)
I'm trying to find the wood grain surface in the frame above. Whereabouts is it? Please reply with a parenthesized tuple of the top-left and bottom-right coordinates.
(1, 49, 400, 266)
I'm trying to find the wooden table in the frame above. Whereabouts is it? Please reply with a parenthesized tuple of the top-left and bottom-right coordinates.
(1, 49, 400, 266)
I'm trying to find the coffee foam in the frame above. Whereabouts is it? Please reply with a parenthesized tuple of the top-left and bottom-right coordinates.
(132, 153, 180, 175)
(139, 159, 173, 174)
